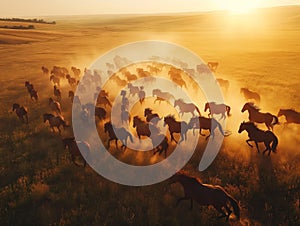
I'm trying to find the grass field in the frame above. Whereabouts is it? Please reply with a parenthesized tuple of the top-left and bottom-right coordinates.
(0, 6, 299, 226)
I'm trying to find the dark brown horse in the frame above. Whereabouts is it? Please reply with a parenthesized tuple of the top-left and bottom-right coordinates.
(169, 171, 240, 221)
(238, 121, 278, 156)
(12, 103, 28, 124)
(133, 116, 160, 140)
(188, 116, 224, 139)
(277, 109, 300, 125)
(241, 103, 279, 130)
(144, 108, 161, 124)
(62, 137, 90, 167)
(151, 134, 169, 158)
(164, 115, 189, 144)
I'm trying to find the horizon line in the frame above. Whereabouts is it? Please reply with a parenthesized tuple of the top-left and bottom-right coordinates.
(2, 4, 299, 19)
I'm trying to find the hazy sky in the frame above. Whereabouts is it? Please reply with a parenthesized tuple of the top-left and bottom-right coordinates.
(1, 0, 300, 17)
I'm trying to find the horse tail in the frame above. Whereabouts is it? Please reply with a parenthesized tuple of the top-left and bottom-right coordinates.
(128, 132, 133, 143)
(227, 194, 240, 220)
(226, 105, 231, 117)
(215, 119, 225, 136)
(195, 106, 201, 116)
(272, 115, 279, 125)
(271, 133, 278, 153)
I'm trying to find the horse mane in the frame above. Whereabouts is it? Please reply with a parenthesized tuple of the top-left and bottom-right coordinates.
(244, 121, 257, 128)
(247, 102, 260, 111)
(176, 170, 203, 184)
(165, 114, 176, 120)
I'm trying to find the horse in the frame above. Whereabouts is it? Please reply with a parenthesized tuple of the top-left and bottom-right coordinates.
(240, 88, 260, 104)
(154, 96, 169, 104)
(96, 96, 112, 108)
(124, 71, 137, 82)
(95, 107, 107, 121)
(49, 98, 62, 116)
(104, 122, 133, 151)
(127, 83, 139, 97)
(41, 66, 49, 75)
(50, 74, 60, 86)
(12, 103, 28, 124)
(164, 115, 189, 144)
(121, 105, 131, 124)
(241, 103, 279, 130)
(71, 66, 81, 78)
(138, 87, 145, 104)
(133, 116, 160, 140)
(25, 81, 34, 93)
(54, 85, 61, 101)
(152, 89, 174, 103)
(216, 78, 229, 92)
(277, 109, 300, 125)
(151, 134, 169, 158)
(188, 116, 224, 139)
(66, 74, 77, 86)
(169, 171, 240, 221)
(197, 64, 210, 74)
(25, 82, 38, 101)
(43, 113, 68, 134)
(238, 121, 278, 156)
(207, 62, 219, 72)
(174, 99, 201, 117)
(144, 108, 161, 124)
(62, 137, 90, 167)
(204, 102, 231, 119)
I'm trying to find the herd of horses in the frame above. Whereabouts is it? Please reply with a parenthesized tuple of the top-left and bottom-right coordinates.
(10, 60, 300, 222)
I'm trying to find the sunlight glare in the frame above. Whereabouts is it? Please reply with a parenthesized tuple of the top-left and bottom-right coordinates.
(214, 0, 261, 14)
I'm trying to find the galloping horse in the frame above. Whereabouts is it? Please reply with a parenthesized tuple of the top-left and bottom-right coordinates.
(133, 116, 160, 140)
(152, 89, 174, 103)
(240, 88, 260, 104)
(12, 103, 28, 124)
(169, 171, 240, 221)
(164, 115, 189, 144)
(241, 103, 278, 130)
(174, 99, 201, 117)
(238, 121, 278, 156)
(43, 113, 68, 134)
(188, 116, 224, 139)
(277, 109, 300, 125)
(49, 98, 62, 116)
(62, 137, 90, 167)
(204, 102, 231, 119)
(144, 108, 161, 124)
(104, 122, 133, 151)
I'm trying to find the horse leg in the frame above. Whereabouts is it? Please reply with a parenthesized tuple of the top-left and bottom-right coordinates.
(199, 129, 206, 136)
(107, 139, 112, 149)
(171, 133, 178, 144)
(246, 139, 253, 148)
(254, 142, 260, 153)
(224, 205, 232, 221)
(214, 205, 227, 220)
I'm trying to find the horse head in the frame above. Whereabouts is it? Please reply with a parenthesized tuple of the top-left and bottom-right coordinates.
(238, 121, 246, 133)
(104, 121, 112, 133)
(12, 103, 20, 111)
(241, 103, 248, 112)
(204, 102, 210, 112)
(277, 109, 283, 117)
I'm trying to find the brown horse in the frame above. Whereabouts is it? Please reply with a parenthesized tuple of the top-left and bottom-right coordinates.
(151, 134, 169, 158)
(164, 115, 189, 144)
(238, 121, 278, 156)
(277, 109, 300, 125)
(207, 62, 219, 72)
(188, 116, 225, 139)
(43, 113, 68, 134)
(49, 98, 62, 116)
(62, 137, 90, 167)
(96, 96, 112, 108)
(204, 102, 231, 119)
(240, 88, 260, 104)
(53, 85, 62, 101)
(241, 103, 278, 130)
(169, 171, 240, 221)
(12, 103, 28, 124)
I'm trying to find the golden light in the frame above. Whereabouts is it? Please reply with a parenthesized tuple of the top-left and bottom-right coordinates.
(213, 0, 261, 14)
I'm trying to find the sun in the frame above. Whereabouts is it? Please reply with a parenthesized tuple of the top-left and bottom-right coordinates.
(213, 0, 261, 14)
